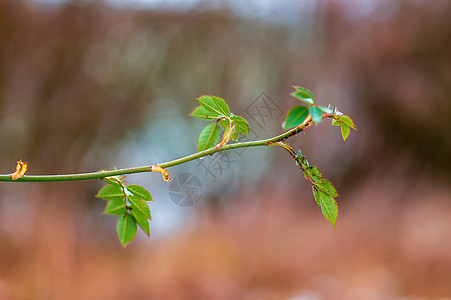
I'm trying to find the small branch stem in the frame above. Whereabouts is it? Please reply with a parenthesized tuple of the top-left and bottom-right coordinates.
(0, 117, 316, 182)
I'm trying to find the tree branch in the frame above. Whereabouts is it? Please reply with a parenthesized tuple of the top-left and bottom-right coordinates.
(0, 117, 316, 182)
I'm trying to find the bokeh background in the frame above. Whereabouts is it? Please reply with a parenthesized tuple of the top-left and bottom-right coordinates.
(1, 0, 450, 299)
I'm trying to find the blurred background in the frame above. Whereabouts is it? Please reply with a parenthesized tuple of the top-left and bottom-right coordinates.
(0, 0, 450, 299)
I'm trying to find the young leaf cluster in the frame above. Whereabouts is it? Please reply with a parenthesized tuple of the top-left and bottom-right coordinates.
(96, 176, 153, 247)
(283, 86, 329, 129)
(296, 150, 339, 228)
(331, 114, 357, 141)
(283, 86, 356, 141)
(190, 95, 250, 151)
(279, 86, 357, 227)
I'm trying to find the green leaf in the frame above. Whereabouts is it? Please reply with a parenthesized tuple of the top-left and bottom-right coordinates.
(309, 106, 323, 124)
(211, 96, 230, 117)
(189, 106, 219, 120)
(130, 209, 150, 237)
(126, 185, 152, 201)
(198, 123, 220, 151)
(128, 196, 152, 219)
(282, 106, 309, 130)
(95, 184, 125, 201)
(103, 200, 126, 216)
(291, 91, 314, 105)
(339, 115, 356, 130)
(117, 213, 137, 247)
(197, 95, 230, 118)
(292, 86, 315, 104)
(340, 123, 350, 141)
(231, 115, 250, 136)
(315, 179, 338, 197)
(312, 186, 338, 228)
(304, 166, 322, 182)
(331, 114, 355, 140)
(293, 85, 314, 97)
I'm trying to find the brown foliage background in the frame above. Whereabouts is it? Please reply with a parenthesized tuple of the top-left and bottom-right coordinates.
(0, 0, 450, 299)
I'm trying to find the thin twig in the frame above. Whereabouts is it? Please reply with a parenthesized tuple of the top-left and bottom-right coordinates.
(0, 116, 319, 182)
